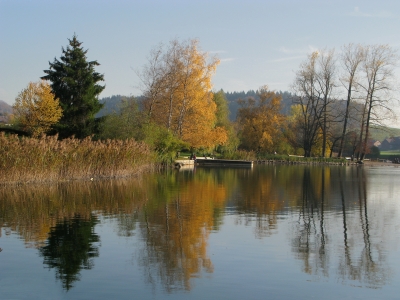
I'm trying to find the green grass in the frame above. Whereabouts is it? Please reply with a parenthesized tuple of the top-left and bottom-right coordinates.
(380, 150, 400, 156)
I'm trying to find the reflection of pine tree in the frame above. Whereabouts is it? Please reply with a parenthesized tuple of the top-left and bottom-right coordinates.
(39, 214, 100, 290)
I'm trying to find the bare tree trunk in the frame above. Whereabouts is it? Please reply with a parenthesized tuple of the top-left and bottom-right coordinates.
(338, 44, 364, 158)
(356, 102, 367, 161)
(338, 87, 352, 158)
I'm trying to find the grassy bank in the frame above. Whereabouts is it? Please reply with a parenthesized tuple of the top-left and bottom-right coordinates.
(266, 154, 347, 164)
(220, 151, 348, 164)
(0, 133, 156, 184)
(179, 150, 348, 165)
(379, 150, 400, 162)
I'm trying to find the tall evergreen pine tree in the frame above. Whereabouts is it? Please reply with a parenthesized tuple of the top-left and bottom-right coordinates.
(42, 34, 105, 138)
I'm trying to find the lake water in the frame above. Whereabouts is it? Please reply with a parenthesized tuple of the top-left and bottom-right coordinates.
(1, 164, 400, 299)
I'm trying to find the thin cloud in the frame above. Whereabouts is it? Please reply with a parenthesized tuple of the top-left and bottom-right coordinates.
(220, 57, 236, 63)
(268, 55, 304, 63)
(280, 46, 299, 54)
(209, 50, 227, 54)
(208, 50, 235, 63)
(273, 45, 319, 63)
(348, 6, 392, 18)
(279, 45, 318, 55)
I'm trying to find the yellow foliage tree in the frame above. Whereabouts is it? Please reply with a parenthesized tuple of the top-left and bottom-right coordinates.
(13, 81, 62, 137)
(286, 104, 331, 157)
(285, 104, 305, 155)
(237, 86, 286, 153)
(140, 39, 227, 149)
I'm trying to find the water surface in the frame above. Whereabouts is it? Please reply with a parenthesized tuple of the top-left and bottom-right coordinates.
(1, 164, 399, 299)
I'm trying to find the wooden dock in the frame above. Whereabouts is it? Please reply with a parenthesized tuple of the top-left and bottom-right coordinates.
(175, 159, 195, 169)
(195, 158, 253, 167)
(174, 158, 253, 168)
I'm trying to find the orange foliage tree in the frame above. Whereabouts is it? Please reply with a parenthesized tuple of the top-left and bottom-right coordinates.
(237, 86, 286, 154)
(139, 39, 227, 149)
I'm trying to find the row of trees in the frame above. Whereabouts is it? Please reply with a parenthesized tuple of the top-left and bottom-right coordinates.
(291, 44, 398, 158)
(13, 35, 105, 139)
(221, 43, 399, 159)
(10, 35, 399, 160)
(11, 36, 234, 161)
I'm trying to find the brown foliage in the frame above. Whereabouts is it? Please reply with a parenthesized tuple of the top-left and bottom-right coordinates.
(237, 86, 286, 153)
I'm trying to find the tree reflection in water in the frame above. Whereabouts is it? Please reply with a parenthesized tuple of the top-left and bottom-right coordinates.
(337, 167, 390, 288)
(0, 166, 397, 293)
(291, 166, 390, 288)
(291, 167, 329, 277)
(39, 214, 100, 290)
(136, 168, 229, 292)
(233, 166, 286, 238)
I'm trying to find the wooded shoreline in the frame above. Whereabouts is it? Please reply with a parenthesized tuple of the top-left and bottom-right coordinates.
(1, 132, 395, 185)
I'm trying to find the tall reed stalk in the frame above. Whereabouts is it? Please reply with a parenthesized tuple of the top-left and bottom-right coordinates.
(0, 133, 155, 184)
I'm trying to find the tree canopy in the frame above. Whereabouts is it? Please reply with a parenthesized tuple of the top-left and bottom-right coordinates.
(138, 39, 227, 149)
(42, 34, 105, 139)
(291, 44, 399, 159)
(13, 81, 62, 137)
(237, 86, 286, 154)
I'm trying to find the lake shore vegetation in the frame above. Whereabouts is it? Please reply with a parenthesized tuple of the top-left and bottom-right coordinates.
(0, 133, 155, 184)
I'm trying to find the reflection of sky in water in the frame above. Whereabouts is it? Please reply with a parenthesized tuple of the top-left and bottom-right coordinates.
(0, 165, 400, 299)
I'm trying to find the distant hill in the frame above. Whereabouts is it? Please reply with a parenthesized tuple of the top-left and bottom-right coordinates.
(225, 90, 294, 121)
(96, 95, 145, 117)
(0, 100, 12, 113)
(0, 100, 13, 123)
(98, 90, 295, 121)
(97, 95, 126, 117)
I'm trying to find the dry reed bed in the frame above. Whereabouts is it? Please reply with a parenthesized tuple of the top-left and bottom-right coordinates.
(0, 133, 155, 184)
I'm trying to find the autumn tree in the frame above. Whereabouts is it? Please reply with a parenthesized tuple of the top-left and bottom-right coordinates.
(237, 86, 286, 154)
(42, 34, 105, 139)
(138, 39, 227, 149)
(285, 104, 304, 155)
(13, 81, 62, 137)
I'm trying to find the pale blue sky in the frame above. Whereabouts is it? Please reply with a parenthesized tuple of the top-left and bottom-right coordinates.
(1, 0, 400, 109)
